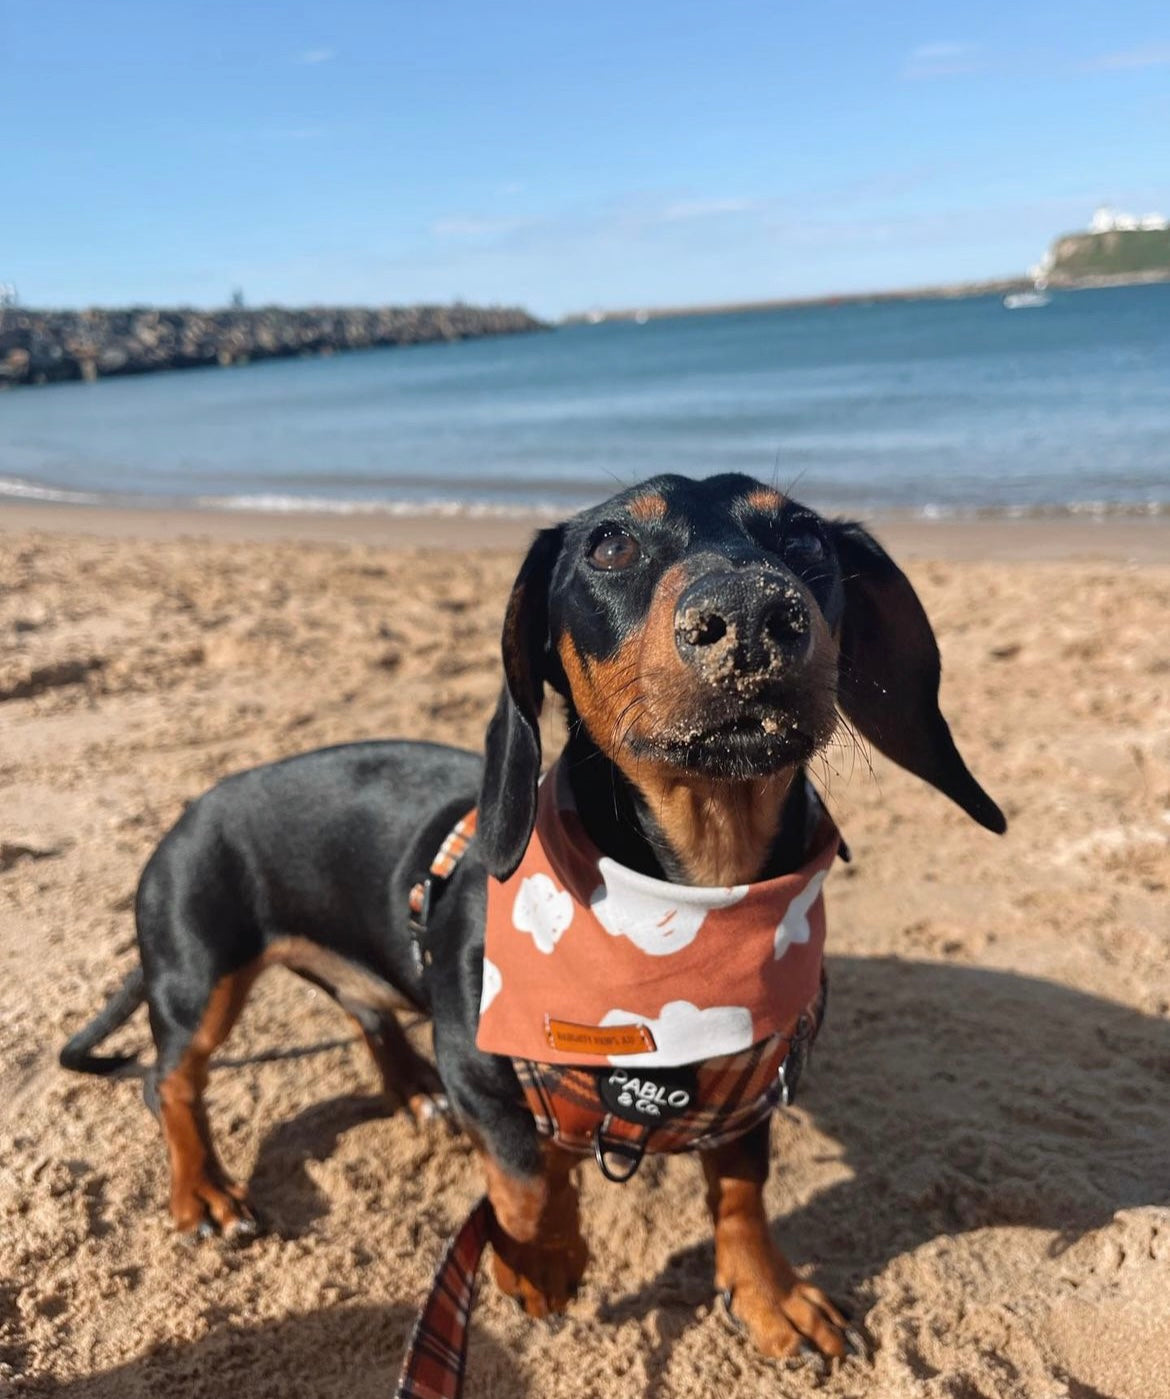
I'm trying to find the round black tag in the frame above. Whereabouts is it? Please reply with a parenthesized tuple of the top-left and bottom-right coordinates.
(597, 1065, 699, 1125)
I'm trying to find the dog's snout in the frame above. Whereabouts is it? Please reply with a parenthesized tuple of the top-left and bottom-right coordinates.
(679, 609, 728, 648)
(674, 569, 812, 682)
(761, 590, 812, 651)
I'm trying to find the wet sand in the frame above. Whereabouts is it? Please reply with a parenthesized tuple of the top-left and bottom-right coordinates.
(3, 497, 1169, 561)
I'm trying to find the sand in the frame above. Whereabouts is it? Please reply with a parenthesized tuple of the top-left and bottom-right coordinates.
(1, 504, 1167, 1399)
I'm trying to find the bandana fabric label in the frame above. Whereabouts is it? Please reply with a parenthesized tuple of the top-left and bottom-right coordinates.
(597, 1065, 698, 1123)
(544, 1019, 656, 1057)
(475, 762, 837, 1068)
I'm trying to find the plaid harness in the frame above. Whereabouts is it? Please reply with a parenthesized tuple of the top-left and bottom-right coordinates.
(409, 805, 827, 1180)
(398, 806, 829, 1398)
(514, 995, 822, 1181)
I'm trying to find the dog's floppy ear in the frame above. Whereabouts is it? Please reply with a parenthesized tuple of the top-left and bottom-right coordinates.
(477, 526, 565, 878)
(829, 521, 1006, 834)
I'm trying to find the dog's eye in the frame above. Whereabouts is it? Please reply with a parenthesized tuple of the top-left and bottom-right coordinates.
(588, 531, 641, 572)
(785, 530, 825, 564)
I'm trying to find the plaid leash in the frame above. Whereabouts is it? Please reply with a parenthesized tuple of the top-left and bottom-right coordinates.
(396, 1196, 494, 1399)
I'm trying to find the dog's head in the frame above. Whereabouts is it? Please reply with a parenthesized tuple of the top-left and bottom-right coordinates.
(478, 473, 1005, 879)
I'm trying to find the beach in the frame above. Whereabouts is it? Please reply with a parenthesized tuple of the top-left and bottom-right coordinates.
(2, 503, 1168, 1399)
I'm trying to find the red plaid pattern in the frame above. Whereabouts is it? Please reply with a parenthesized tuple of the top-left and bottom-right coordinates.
(395, 1196, 493, 1399)
(513, 987, 823, 1158)
(400, 809, 831, 1395)
(409, 813, 478, 917)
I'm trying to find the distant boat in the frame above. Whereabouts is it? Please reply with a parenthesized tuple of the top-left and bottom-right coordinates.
(1003, 289, 1051, 310)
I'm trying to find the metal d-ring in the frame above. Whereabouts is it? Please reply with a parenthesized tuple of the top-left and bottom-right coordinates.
(592, 1124, 645, 1182)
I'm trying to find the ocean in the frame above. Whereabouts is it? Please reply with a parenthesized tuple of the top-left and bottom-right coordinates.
(2, 284, 1168, 519)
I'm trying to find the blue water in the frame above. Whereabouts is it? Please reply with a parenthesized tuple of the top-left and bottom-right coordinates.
(2, 284, 1169, 517)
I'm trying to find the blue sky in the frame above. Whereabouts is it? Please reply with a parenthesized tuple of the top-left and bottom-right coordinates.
(2, 1, 1168, 317)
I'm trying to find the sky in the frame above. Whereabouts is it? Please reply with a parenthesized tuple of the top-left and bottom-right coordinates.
(2, 1, 1168, 318)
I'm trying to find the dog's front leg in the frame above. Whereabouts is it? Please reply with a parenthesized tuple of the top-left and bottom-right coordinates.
(479, 1143, 589, 1317)
(702, 1122, 850, 1361)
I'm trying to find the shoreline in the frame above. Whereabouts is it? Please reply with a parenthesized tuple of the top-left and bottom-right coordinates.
(3, 496, 1168, 561)
(562, 270, 1170, 324)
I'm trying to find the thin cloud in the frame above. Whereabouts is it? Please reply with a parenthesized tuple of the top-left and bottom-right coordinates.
(911, 42, 969, 61)
(902, 41, 983, 79)
(604, 193, 762, 237)
(657, 197, 759, 223)
(1085, 43, 1170, 71)
(257, 125, 327, 142)
(431, 193, 759, 246)
(432, 214, 534, 239)
(295, 47, 336, 65)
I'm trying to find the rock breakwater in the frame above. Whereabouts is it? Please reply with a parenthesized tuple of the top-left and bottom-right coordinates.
(0, 303, 547, 387)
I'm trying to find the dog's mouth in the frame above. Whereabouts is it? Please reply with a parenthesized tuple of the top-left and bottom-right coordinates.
(627, 695, 833, 778)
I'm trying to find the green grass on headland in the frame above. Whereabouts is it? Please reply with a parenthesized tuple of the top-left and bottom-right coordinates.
(1049, 228, 1170, 281)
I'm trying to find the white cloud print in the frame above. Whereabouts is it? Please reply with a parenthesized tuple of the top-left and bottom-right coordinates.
(773, 869, 828, 960)
(479, 957, 502, 1014)
(600, 999, 754, 1067)
(512, 873, 574, 954)
(591, 858, 747, 956)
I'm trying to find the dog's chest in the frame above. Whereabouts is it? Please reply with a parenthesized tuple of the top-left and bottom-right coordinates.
(476, 760, 836, 1069)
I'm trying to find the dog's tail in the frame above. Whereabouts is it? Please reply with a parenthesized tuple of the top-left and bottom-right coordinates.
(59, 966, 146, 1075)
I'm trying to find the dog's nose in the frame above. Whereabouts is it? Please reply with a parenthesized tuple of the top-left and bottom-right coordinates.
(674, 569, 812, 681)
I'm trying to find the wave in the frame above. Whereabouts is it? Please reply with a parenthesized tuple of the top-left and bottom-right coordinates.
(0, 475, 106, 505)
(195, 492, 574, 519)
(1, 474, 1167, 522)
(914, 499, 1170, 521)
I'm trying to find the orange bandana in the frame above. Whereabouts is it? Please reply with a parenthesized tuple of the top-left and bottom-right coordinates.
(475, 762, 838, 1068)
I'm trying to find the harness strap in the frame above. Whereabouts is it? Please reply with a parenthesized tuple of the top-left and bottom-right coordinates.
(395, 1196, 494, 1399)
(513, 976, 826, 1180)
(409, 812, 477, 971)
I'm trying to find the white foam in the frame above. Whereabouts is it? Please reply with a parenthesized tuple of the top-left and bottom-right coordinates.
(0, 476, 103, 505)
(907, 499, 1169, 522)
(194, 492, 569, 519)
(1, 472, 1164, 523)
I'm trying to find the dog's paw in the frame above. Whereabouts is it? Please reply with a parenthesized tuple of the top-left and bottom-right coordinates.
(172, 1177, 259, 1243)
(378, 1048, 453, 1130)
(491, 1232, 589, 1318)
(721, 1277, 867, 1366)
(405, 1088, 459, 1132)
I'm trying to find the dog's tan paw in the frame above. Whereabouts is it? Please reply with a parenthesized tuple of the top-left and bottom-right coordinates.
(404, 1087, 453, 1128)
(491, 1233, 589, 1318)
(722, 1276, 865, 1364)
(172, 1177, 258, 1242)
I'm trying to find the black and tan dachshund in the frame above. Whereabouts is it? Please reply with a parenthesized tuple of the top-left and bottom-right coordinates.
(62, 472, 1004, 1362)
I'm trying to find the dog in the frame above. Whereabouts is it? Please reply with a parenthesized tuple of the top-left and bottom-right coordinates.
(62, 472, 1004, 1362)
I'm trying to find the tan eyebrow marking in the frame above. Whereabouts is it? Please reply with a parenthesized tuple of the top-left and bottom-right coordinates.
(744, 487, 784, 512)
(628, 493, 668, 522)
